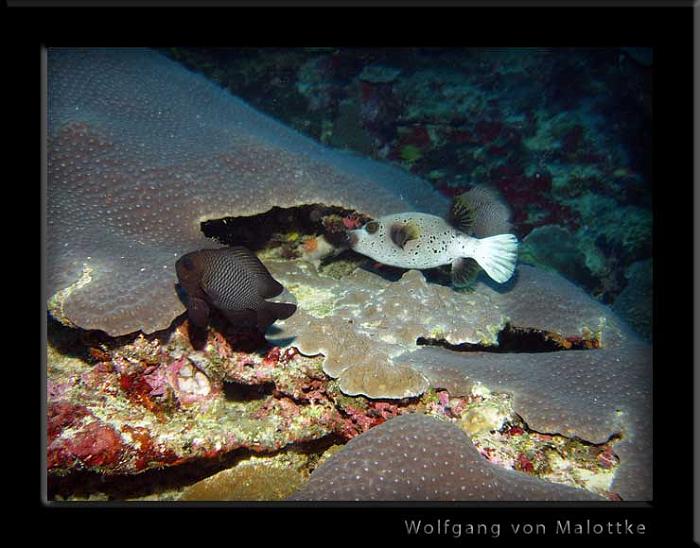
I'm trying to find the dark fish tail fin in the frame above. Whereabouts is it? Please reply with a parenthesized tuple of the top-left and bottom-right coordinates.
(256, 301, 297, 330)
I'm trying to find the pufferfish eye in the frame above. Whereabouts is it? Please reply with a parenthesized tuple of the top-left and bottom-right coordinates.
(365, 221, 379, 234)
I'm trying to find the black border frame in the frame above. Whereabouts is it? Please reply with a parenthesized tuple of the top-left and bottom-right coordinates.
(12, 3, 693, 545)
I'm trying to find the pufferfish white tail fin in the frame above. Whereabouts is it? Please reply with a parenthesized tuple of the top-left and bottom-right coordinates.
(472, 234, 519, 283)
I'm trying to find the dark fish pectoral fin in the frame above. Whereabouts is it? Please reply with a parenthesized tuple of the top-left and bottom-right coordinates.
(257, 301, 297, 330)
(269, 301, 297, 321)
(451, 257, 480, 288)
(390, 222, 420, 249)
(187, 297, 211, 328)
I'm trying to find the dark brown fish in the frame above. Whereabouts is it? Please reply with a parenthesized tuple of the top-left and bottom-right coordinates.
(175, 247, 296, 331)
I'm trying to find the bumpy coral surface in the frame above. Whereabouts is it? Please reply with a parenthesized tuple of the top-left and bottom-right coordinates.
(398, 265, 651, 500)
(47, 48, 448, 336)
(289, 414, 604, 501)
(267, 258, 650, 500)
(265, 260, 506, 399)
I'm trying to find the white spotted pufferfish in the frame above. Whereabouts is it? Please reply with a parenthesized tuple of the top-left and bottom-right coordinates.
(348, 186, 519, 285)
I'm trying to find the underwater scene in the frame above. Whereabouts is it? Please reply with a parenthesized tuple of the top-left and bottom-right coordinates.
(46, 47, 652, 502)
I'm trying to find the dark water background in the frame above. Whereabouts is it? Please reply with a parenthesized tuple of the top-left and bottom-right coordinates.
(165, 47, 652, 341)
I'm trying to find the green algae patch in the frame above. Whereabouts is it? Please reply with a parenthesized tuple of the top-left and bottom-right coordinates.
(286, 282, 338, 318)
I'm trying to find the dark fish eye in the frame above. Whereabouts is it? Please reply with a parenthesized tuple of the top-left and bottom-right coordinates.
(365, 221, 379, 234)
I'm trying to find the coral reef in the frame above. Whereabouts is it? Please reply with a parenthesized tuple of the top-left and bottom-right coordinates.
(47, 48, 449, 336)
(289, 414, 604, 501)
(47, 324, 341, 476)
(47, 48, 652, 503)
(48, 254, 650, 500)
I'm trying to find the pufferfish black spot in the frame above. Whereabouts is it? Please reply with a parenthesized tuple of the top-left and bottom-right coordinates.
(175, 246, 296, 331)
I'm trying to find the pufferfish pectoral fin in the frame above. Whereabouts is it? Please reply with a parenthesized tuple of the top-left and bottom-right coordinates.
(389, 221, 421, 249)
(187, 296, 211, 328)
(449, 193, 477, 234)
(451, 257, 480, 289)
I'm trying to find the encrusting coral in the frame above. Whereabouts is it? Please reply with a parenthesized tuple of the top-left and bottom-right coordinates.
(265, 259, 507, 399)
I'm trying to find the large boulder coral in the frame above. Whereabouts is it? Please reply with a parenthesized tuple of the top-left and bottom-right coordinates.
(47, 48, 448, 336)
(289, 413, 604, 501)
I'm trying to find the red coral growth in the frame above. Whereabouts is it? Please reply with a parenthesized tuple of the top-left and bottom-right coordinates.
(210, 330, 233, 358)
(595, 445, 618, 469)
(290, 378, 328, 404)
(282, 347, 299, 361)
(515, 453, 535, 473)
(342, 214, 364, 230)
(337, 405, 375, 440)
(337, 401, 404, 441)
(426, 389, 463, 417)
(506, 426, 525, 436)
(479, 446, 496, 460)
(263, 346, 281, 367)
(88, 347, 111, 363)
(121, 425, 182, 471)
(48, 402, 90, 440)
(366, 401, 402, 423)
(57, 421, 125, 468)
(119, 367, 166, 418)
(490, 165, 580, 234)
(565, 335, 600, 350)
